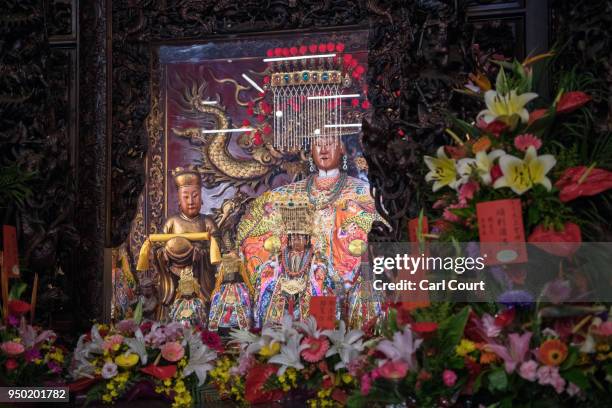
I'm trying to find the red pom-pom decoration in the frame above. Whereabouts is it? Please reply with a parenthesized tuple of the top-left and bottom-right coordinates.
(256, 114, 265, 123)
(253, 132, 263, 146)
(318, 43, 326, 53)
(336, 43, 345, 52)
(326, 42, 335, 52)
(349, 59, 359, 68)
(266, 49, 274, 57)
(309, 44, 318, 53)
(263, 76, 270, 84)
(351, 98, 359, 107)
(290, 47, 298, 56)
(355, 65, 365, 75)
(246, 107, 254, 116)
(263, 125, 272, 135)
(242, 119, 251, 126)
(274, 48, 282, 57)
(361, 100, 370, 109)
(299, 45, 308, 55)
(282, 48, 290, 57)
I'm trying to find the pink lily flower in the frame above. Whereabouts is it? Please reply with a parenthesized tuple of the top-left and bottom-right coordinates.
(486, 332, 532, 373)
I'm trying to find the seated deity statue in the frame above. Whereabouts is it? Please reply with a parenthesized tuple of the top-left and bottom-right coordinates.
(153, 166, 221, 325)
(253, 199, 331, 327)
(237, 136, 385, 323)
(208, 248, 254, 332)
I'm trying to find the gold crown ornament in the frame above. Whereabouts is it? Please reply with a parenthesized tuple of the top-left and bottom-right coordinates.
(276, 198, 315, 236)
(172, 166, 202, 188)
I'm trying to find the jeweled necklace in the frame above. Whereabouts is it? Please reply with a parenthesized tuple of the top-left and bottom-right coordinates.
(306, 171, 348, 209)
(281, 247, 312, 278)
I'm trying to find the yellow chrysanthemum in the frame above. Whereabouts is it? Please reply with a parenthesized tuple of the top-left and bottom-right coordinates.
(114, 353, 139, 369)
(456, 339, 477, 357)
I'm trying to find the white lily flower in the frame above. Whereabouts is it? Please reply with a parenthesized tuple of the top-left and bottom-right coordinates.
(294, 316, 323, 339)
(183, 329, 217, 386)
(268, 333, 306, 376)
(323, 321, 364, 370)
(124, 328, 148, 365)
(458, 149, 506, 185)
(424, 147, 463, 192)
(376, 326, 422, 371)
(478, 89, 538, 124)
(493, 146, 556, 194)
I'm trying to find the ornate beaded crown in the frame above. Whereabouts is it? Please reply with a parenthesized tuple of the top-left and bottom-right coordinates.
(275, 197, 315, 236)
(251, 42, 368, 152)
(172, 166, 202, 188)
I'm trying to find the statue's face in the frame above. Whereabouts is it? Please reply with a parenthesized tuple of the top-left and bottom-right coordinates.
(288, 234, 309, 252)
(178, 184, 202, 218)
(312, 137, 344, 171)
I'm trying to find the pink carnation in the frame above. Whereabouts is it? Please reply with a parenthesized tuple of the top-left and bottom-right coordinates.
(518, 360, 538, 382)
(442, 369, 457, 387)
(537, 365, 566, 394)
(160, 341, 185, 362)
(1, 341, 25, 356)
(514, 133, 542, 152)
(378, 360, 408, 380)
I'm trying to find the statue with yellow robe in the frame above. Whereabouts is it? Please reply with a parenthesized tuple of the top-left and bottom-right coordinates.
(153, 166, 221, 324)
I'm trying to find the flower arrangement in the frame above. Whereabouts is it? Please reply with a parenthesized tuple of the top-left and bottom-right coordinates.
(211, 315, 363, 407)
(345, 303, 612, 407)
(69, 319, 219, 407)
(0, 299, 65, 386)
(423, 52, 612, 245)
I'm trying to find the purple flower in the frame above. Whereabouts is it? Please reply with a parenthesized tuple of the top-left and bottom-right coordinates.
(486, 332, 532, 373)
(8, 315, 19, 327)
(466, 242, 480, 259)
(488, 266, 512, 290)
(48, 361, 62, 374)
(544, 279, 571, 304)
(497, 290, 534, 309)
(24, 348, 41, 363)
(102, 362, 118, 379)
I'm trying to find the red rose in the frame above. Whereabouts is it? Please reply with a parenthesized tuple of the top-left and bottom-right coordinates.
(200, 330, 224, 352)
(8, 299, 30, 315)
(5, 359, 18, 372)
(528, 222, 582, 258)
(556, 91, 591, 114)
(555, 166, 612, 202)
(335, 43, 345, 52)
(528, 108, 548, 125)
(308, 44, 318, 53)
(245, 364, 283, 404)
(141, 364, 177, 380)
(299, 45, 308, 55)
(322, 376, 334, 389)
(289, 46, 298, 56)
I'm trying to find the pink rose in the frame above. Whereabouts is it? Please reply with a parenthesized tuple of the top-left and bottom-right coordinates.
(1, 341, 25, 356)
(5, 359, 18, 371)
(160, 341, 185, 362)
(518, 360, 538, 382)
(378, 361, 408, 380)
(442, 369, 457, 387)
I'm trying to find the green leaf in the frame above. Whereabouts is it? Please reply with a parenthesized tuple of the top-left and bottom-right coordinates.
(8, 282, 27, 301)
(438, 306, 470, 353)
(560, 347, 578, 370)
(133, 298, 144, 325)
(561, 368, 590, 390)
(487, 368, 508, 392)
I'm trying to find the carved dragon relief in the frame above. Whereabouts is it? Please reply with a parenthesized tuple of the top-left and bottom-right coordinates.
(170, 74, 307, 191)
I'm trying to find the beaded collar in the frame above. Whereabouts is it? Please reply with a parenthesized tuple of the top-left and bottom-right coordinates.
(306, 172, 348, 209)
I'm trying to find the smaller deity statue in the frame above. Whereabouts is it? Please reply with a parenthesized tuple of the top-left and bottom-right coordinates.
(130, 274, 159, 321)
(344, 261, 384, 329)
(254, 199, 331, 327)
(153, 166, 221, 324)
(208, 247, 254, 333)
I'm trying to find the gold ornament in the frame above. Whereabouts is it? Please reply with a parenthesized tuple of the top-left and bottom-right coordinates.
(348, 239, 367, 256)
